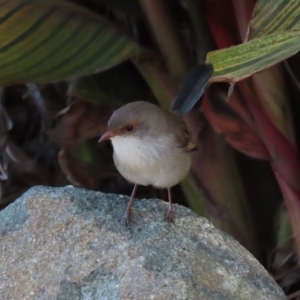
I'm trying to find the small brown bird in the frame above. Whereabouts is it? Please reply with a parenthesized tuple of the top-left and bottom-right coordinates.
(99, 64, 213, 225)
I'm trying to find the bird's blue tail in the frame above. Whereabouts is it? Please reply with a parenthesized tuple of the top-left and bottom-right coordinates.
(171, 63, 214, 114)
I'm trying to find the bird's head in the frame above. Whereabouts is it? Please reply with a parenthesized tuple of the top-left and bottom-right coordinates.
(98, 101, 163, 143)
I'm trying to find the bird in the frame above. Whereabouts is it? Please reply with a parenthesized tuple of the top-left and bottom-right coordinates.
(99, 63, 214, 225)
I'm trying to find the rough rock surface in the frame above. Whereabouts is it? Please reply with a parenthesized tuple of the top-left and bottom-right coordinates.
(0, 186, 285, 300)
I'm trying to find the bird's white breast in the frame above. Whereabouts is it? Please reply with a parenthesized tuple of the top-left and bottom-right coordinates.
(111, 135, 191, 188)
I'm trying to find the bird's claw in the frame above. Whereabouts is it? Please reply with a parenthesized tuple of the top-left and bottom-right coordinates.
(164, 209, 174, 224)
(122, 211, 133, 227)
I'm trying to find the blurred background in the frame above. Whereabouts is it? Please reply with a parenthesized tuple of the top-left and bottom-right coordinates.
(1, 0, 300, 298)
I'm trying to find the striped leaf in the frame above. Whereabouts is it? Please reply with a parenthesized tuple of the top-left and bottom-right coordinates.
(0, 0, 139, 85)
(249, 0, 300, 38)
(208, 30, 300, 83)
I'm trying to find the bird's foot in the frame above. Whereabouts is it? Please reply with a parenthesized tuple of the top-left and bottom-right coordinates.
(164, 209, 174, 224)
(122, 211, 133, 227)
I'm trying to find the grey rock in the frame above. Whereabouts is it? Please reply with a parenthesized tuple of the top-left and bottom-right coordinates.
(0, 186, 286, 300)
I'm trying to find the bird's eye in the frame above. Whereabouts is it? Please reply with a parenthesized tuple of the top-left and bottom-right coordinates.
(126, 125, 133, 132)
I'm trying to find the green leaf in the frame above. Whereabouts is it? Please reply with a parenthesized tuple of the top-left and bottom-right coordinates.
(207, 30, 300, 83)
(276, 205, 293, 249)
(249, 0, 300, 39)
(181, 176, 207, 218)
(0, 0, 139, 85)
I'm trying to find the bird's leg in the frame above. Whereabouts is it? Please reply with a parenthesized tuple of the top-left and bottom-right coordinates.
(165, 188, 174, 223)
(124, 184, 138, 226)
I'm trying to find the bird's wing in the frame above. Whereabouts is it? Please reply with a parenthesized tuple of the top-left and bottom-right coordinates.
(170, 117, 196, 152)
(181, 123, 196, 152)
(171, 63, 213, 115)
(162, 110, 196, 152)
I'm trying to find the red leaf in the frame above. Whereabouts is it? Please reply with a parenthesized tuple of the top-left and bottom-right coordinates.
(204, 0, 240, 48)
(202, 88, 269, 160)
(58, 149, 97, 189)
(240, 81, 300, 195)
(48, 99, 111, 149)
